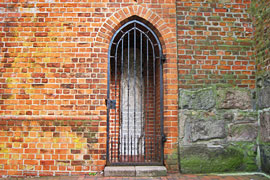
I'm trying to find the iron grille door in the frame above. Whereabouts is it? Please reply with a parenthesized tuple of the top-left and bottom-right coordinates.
(106, 20, 165, 166)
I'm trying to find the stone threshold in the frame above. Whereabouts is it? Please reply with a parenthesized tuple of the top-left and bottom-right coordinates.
(104, 166, 167, 177)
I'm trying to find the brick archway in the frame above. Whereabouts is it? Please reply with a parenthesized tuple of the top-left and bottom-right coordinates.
(95, 5, 173, 55)
(95, 5, 179, 172)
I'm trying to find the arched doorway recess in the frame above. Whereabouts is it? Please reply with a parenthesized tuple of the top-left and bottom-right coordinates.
(106, 19, 165, 165)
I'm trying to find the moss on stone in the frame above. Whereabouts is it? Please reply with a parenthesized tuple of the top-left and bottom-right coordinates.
(180, 142, 258, 173)
(229, 142, 258, 171)
(166, 149, 179, 172)
(180, 145, 244, 173)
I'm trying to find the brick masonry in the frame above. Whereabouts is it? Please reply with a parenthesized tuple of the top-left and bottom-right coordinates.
(0, 116, 105, 176)
(177, 0, 255, 89)
(0, 0, 178, 177)
(0, 0, 265, 177)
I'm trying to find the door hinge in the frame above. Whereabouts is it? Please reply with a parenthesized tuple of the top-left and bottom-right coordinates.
(162, 134, 167, 143)
(106, 99, 116, 109)
(161, 54, 166, 63)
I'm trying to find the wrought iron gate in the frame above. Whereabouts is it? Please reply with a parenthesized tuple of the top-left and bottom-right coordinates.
(106, 19, 165, 166)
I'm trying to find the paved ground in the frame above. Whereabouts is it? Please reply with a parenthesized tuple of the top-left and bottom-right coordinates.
(4, 173, 269, 180)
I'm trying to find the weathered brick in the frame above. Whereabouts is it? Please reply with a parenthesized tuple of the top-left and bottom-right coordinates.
(35, 32, 48, 37)
(71, 161, 84, 166)
(16, 95, 30, 99)
(71, 149, 81, 154)
(40, 160, 54, 166)
(32, 73, 45, 78)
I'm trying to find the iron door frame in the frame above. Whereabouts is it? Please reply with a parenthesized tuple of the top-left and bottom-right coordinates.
(106, 19, 165, 166)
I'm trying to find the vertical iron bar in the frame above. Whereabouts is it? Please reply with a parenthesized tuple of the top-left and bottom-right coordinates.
(140, 32, 143, 163)
(131, 135, 133, 162)
(137, 135, 139, 162)
(121, 39, 124, 162)
(144, 134, 146, 162)
(151, 136, 153, 161)
(127, 32, 130, 159)
(133, 25, 136, 163)
(160, 54, 164, 164)
(153, 46, 156, 162)
(124, 135, 126, 162)
(146, 39, 149, 162)
(114, 44, 118, 162)
(118, 40, 123, 162)
(110, 137, 113, 162)
(106, 48, 111, 164)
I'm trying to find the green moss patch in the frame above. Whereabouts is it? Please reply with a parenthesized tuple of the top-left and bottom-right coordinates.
(180, 143, 257, 173)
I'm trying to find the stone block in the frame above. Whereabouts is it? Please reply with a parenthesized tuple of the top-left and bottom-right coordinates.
(135, 166, 167, 177)
(234, 111, 257, 123)
(257, 72, 270, 88)
(104, 166, 167, 177)
(104, 166, 135, 177)
(179, 88, 216, 110)
(260, 144, 270, 174)
(260, 111, 270, 142)
(217, 89, 252, 110)
(179, 143, 257, 173)
(179, 145, 244, 173)
(228, 123, 258, 142)
(181, 111, 226, 143)
(187, 119, 226, 142)
(258, 87, 270, 109)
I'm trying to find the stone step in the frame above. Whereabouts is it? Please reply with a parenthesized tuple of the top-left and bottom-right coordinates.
(104, 166, 167, 177)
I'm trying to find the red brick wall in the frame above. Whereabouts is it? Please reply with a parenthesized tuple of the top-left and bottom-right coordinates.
(177, 0, 255, 89)
(0, 116, 105, 177)
(0, 1, 178, 177)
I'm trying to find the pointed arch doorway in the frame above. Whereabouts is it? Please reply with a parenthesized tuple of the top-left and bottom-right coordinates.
(106, 18, 165, 165)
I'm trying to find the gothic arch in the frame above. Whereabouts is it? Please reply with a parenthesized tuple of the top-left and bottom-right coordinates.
(94, 5, 175, 55)
(95, 4, 179, 171)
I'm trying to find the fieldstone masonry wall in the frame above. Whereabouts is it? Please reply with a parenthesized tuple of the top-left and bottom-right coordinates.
(179, 86, 258, 173)
(258, 73, 270, 173)
(251, 0, 270, 174)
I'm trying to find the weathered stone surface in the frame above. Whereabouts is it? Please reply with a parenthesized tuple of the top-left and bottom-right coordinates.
(257, 73, 270, 88)
(260, 111, 270, 142)
(218, 89, 252, 110)
(223, 112, 234, 121)
(186, 119, 226, 142)
(258, 87, 270, 109)
(179, 88, 216, 110)
(104, 166, 135, 177)
(234, 111, 257, 123)
(228, 123, 258, 142)
(179, 143, 257, 173)
(260, 144, 270, 174)
(135, 166, 167, 177)
(180, 111, 227, 144)
(179, 145, 243, 173)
